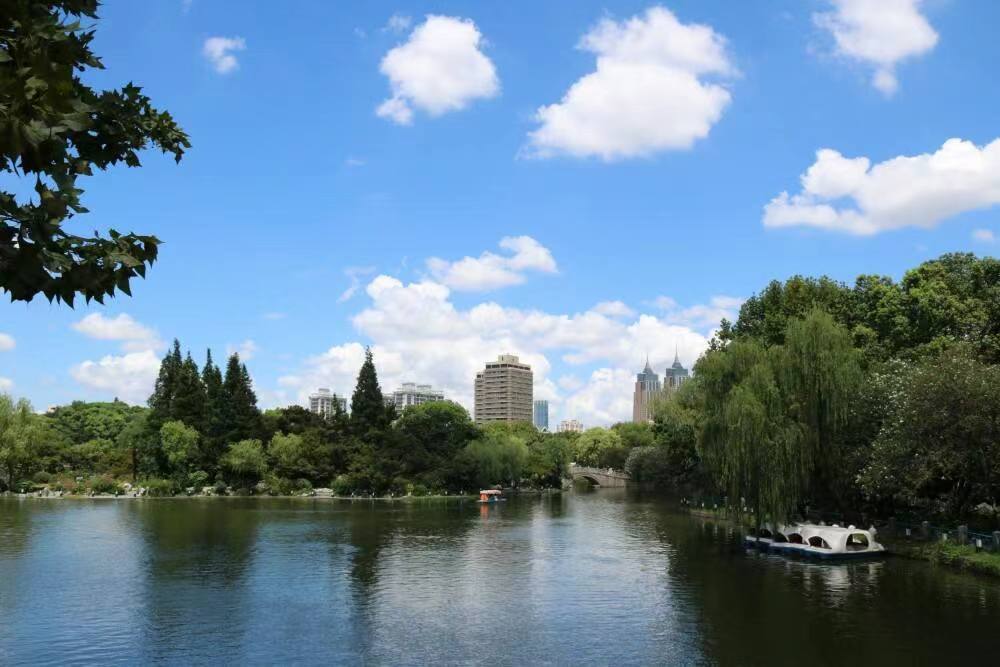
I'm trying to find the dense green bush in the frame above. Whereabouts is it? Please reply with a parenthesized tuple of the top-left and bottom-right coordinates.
(264, 475, 295, 496)
(188, 470, 210, 490)
(88, 476, 121, 495)
(144, 478, 176, 497)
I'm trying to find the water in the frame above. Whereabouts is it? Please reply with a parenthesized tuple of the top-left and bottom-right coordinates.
(1, 491, 998, 666)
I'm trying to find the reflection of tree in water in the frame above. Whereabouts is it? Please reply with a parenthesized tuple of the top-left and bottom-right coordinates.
(336, 499, 481, 659)
(0, 499, 38, 561)
(0, 499, 42, 630)
(342, 500, 479, 598)
(130, 499, 261, 582)
(128, 498, 263, 662)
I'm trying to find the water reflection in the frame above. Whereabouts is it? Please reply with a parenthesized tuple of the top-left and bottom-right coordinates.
(2, 496, 1000, 665)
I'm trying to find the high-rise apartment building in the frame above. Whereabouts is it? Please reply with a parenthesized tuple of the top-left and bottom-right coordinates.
(557, 418, 583, 433)
(474, 354, 533, 424)
(390, 382, 445, 412)
(664, 350, 690, 393)
(533, 399, 549, 431)
(309, 388, 346, 417)
(632, 358, 662, 423)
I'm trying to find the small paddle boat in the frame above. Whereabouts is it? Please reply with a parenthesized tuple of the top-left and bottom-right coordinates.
(478, 489, 505, 504)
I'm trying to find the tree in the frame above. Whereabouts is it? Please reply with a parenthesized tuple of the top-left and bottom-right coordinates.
(393, 401, 478, 482)
(778, 309, 861, 508)
(459, 430, 528, 489)
(171, 353, 206, 429)
(0, 0, 189, 305)
(611, 422, 654, 451)
(45, 398, 143, 445)
(200, 349, 225, 467)
(148, 339, 182, 431)
(729, 253, 1000, 364)
(634, 385, 703, 491)
(0, 1, 189, 304)
(220, 439, 267, 490)
(116, 410, 152, 482)
(574, 427, 627, 470)
(697, 310, 862, 525)
(899, 253, 1000, 363)
(524, 432, 571, 488)
(268, 432, 307, 480)
(0, 393, 45, 489)
(698, 341, 806, 527)
(221, 353, 260, 445)
(350, 347, 392, 435)
(859, 346, 1000, 520)
(159, 420, 200, 480)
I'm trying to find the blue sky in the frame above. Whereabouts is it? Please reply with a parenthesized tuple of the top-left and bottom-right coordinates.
(1, 0, 998, 425)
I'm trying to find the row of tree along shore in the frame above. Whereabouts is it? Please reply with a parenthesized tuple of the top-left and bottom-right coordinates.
(2, 253, 999, 530)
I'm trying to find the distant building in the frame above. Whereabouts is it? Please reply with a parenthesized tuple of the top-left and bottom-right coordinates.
(664, 349, 690, 393)
(390, 382, 445, 412)
(533, 399, 549, 431)
(632, 357, 662, 424)
(557, 419, 583, 433)
(474, 354, 533, 424)
(309, 388, 346, 417)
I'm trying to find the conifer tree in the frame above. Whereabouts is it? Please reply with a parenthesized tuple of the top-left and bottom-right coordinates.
(351, 347, 392, 435)
(201, 350, 226, 467)
(222, 353, 261, 445)
(148, 340, 183, 431)
(172, 353, 206, 428)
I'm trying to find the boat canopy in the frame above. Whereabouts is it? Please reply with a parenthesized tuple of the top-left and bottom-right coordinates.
(479, 489, 503, 496)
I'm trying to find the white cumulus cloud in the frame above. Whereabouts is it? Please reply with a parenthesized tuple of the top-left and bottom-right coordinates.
(814, 0, 938, 95)
(376, 15, 499, 125)
(526, 6, 734, 160)
(203, 36, 246, 74)
(71, 313, 164, 352)
(70, 350, 161, 404)
(0, 333, 14, 352)
(0, 377, 12, 391)
(764, 138, 1000, 236)
(427, 236, 557, 291)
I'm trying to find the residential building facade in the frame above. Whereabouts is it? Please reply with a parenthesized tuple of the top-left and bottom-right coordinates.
(632, 358, 662, 423)
(390, 382, 445, 412)
(533, 399, 549, 431)
(557, 418, 583, 433)
(474, 354, 533, 424)
(308, 388, 346, 417)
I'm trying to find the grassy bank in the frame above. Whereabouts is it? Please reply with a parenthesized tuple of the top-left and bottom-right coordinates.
(879, 538, 1000, 578)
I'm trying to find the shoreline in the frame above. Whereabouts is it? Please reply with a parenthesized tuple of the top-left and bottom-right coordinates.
(1, 488, 566, 502)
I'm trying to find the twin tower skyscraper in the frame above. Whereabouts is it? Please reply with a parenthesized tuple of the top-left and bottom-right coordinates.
(632, 350, 689, 423)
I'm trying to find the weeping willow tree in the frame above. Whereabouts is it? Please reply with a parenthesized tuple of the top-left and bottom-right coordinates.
(697, 309, 861, 529)
(779, 309, 862, 508)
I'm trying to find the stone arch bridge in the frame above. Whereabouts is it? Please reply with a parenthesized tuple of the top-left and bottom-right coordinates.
(569, 464, 629, 488)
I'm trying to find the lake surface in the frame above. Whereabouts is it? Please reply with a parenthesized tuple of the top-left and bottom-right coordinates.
(1, 491, 999, 666)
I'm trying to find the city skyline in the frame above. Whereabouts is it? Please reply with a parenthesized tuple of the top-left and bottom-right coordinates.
(3, 1, 998, 427)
